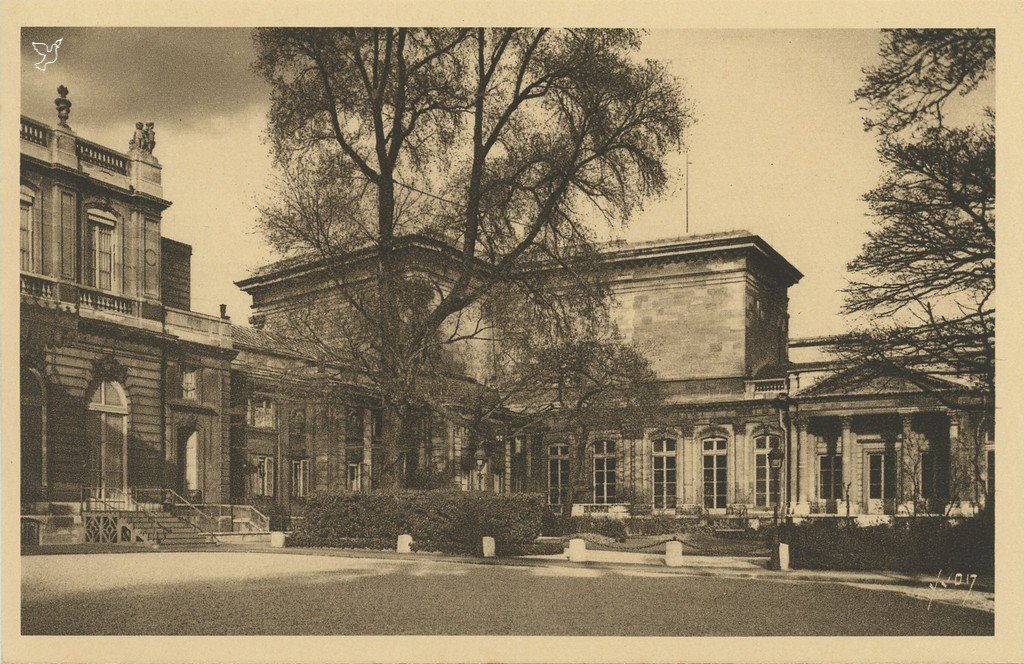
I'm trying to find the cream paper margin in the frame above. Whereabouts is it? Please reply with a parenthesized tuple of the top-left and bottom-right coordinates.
(1, 1, 1022, 662)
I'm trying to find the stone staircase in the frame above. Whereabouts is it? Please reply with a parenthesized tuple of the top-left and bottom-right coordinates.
(83, 510, 217, 549)
(134, 511, 218, 549)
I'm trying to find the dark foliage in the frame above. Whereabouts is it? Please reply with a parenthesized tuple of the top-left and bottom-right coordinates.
(292, 489, 545, 555)
(788, 510, 993, 575)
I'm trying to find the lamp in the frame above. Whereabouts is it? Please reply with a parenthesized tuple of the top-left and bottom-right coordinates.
(474, 447, 488, 491)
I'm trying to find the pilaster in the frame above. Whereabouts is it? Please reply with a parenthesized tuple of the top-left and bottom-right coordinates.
(841, 416, 857, 512)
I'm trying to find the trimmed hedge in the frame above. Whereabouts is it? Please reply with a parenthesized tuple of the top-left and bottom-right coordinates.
(541, 513, 714, 540)
(291, 489, 546, 556)
(540, 513, 628, 541)
(787, 509, 994, 575)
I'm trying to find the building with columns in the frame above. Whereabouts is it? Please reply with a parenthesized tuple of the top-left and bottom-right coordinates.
(20, 90, 993, 545)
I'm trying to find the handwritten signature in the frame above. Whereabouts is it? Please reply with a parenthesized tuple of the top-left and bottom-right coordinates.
(927, 569, 978, 610)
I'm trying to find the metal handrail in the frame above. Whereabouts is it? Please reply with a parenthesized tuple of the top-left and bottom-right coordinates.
(153, 488, 220, 540)
(84, 496, 173, 542)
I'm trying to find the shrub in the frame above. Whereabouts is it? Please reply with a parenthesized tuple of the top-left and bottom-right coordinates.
(292, 489, 546, 556)
(540, 512, 628, 541)
(787, 515, 993, 575)
(624, 516, 702, 536)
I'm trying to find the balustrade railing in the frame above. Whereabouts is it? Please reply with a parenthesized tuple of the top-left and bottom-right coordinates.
(21, 274, 56, 299)
(76, 140, 129, 174)
(20, 117, 49, 146)
(753, 379, 788, 393)
(79, 288, 136, 316)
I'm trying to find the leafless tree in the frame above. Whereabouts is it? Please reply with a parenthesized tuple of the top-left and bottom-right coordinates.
(838, 29, 995, 506)
(250, 29, 692, 486)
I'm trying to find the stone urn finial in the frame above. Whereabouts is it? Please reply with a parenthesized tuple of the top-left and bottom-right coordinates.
(54, 85, 71, 127)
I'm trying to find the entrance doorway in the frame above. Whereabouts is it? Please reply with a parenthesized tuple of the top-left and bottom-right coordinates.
(179, 429, 201, 502)
(866, 451, 896, 514)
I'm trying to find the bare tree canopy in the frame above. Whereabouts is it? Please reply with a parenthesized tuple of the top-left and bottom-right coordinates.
(841, 28, 994, 428)
(856, 29, 994, 133)
(250, 28, 692, 486)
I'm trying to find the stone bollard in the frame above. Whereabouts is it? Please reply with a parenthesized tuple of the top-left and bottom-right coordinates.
(567, 537, 587, 563)
(482, 536, 496, 558)
(397, 534, 413, 554)
(664, 540, 684, 567)
(270, 531, 286, 548)
(777, 542, 790, 571)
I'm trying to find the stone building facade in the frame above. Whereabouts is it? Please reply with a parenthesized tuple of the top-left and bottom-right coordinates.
(20, 93, 994, 543)
(20, 100, 235, 543)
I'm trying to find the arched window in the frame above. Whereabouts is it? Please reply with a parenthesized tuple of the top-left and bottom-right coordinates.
(754, 434, 781, 508)
(593, 440, 617, 504)
(86, 380, 128, 496)
(20, 185, 37, 272)
(21, 369, 46, 497)
(652, 439, 677, 509)
(702, 436, 728, 509)
(548, 443, 570, 508)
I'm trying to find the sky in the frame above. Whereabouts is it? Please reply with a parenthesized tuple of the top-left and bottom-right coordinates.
(19, 27, 992, 338)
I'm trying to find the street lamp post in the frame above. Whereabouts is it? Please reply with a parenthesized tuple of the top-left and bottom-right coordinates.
(771, 392, 795, 570)
(474, 448, 488, 492)
(767, 444, 785, 570)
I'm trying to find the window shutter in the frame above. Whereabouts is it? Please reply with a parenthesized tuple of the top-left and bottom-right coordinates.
(267, 457, 275, 497)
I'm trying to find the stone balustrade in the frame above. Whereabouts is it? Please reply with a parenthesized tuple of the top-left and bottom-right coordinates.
(76, 139, 129, 174)
(20, 274, 56, 299)
(20, 117, 49, 146)
(79, 287, 136, 316)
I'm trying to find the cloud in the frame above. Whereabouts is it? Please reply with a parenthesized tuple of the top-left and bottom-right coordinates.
(21, 27, 269, 145)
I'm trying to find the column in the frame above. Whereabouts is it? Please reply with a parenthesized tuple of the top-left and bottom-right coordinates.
(841, 416, 856, 513)
(726, 424, 737, 506)
(795, 418, 811, 513)
(362, 408, 373, 491)
(683, 426, 697, 506)
(504, 438, 512, 494)
(675, 427, 686, 507)
(732, 421, 748, 505)
(900, 413, 914, 512)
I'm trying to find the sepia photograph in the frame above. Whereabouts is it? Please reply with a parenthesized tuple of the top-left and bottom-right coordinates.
(3, 2, 1021, 662)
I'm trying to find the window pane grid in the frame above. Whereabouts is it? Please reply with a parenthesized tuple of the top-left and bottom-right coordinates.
(702, 438, 727, 509)
(819, 454, 843, 500)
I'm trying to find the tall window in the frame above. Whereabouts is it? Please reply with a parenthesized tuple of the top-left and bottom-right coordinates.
(20, 185, 35, 272)
(180, 367, 198, 400)
(247, 397, 276, 429)
(754, 435, 781, 507)
(548, 443, 570, 507)
(346, 407, 364, 443)
(986, 450, 995, 497)
(87, 209, 119, 292)
(653, 439, 677, 509)
(593, 440, 617, 504)
(347, 462, 362, 491)
(702, 437, 728, 509)
(86, 380, 128, 495)
(868, 452, 893, 502)
(291, 458, 309, 498)
(819, 454, 843, 501)
(21, 369, 46, 497)
(252, 455, 274, 497)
